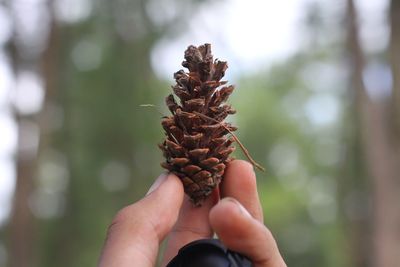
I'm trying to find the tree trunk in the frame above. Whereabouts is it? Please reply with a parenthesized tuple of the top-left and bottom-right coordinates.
(9, 151, 35, 267)
(346, 0, 400, 266)
(391, 0, 400, 136)
(8, 1, 59, 266)
(7, 20, 36, 267)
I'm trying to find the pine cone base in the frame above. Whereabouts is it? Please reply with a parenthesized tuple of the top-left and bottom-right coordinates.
(160, 44, 237, 205)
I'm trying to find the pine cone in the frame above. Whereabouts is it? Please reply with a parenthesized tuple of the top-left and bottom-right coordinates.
(159, 43, 237, 205)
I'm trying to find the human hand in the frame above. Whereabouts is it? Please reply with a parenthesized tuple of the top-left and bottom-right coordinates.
(98, 160, 286, 267)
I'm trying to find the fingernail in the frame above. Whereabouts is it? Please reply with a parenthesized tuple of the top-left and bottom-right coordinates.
(222, 197, 252, 218)
(146, 173, 168, 195)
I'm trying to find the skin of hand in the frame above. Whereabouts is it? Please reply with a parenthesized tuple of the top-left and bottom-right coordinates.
(98, 160, 287, 267)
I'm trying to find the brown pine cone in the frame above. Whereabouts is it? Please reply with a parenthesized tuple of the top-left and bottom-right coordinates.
(159, 43, 237, 205)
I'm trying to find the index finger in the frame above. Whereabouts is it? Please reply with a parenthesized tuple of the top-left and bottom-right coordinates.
(220, 160, 264, 222)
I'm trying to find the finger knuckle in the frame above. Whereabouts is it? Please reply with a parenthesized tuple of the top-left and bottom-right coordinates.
(114, 206, 133, 223)
(107, 205, 137, 234)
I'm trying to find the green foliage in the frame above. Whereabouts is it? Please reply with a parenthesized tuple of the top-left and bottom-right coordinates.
(231, 54, 348, 267)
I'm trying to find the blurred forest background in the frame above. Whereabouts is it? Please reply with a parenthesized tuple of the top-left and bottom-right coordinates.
(0, 0, 399, 266)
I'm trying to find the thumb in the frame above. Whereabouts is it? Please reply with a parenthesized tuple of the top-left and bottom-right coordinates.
(99, 173, 184, 267)
(209, 197, 286, 267)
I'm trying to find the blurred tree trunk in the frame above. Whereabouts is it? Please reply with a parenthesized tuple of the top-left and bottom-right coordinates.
(343, 2, 371, 264)
(391, 0, 400, 134)
(7, 18, 36, 267)
(40, 8, 60, 144)
(387, 1, 400, 264)
(346, 0, 400, 266)
(9, 145, 35, 267)
(8, 1, 58, 266)
(7, 55, 36, 266)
